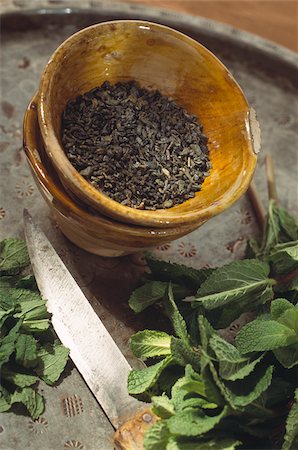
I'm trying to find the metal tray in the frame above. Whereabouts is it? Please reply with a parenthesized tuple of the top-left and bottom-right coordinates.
(1, 1, 297, 449)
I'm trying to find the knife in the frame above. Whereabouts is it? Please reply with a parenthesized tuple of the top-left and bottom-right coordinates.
(23, 210, 157, 449)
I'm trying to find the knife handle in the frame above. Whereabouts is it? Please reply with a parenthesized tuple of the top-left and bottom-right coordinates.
(114, 408, 158, 450)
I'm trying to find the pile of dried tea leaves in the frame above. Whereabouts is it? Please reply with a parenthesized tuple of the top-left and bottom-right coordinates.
(62, 80, 211, 210)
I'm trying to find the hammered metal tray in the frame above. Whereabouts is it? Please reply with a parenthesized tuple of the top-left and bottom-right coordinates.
(1, 1, 297, 449)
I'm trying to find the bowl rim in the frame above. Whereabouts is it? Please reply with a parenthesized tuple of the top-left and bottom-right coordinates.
(24, 94, 201, 239)
(38, 19, 257, 227)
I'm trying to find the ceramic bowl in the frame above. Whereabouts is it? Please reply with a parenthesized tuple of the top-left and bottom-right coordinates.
(38, 20, 259, 228)
(23, 95, 201, 257)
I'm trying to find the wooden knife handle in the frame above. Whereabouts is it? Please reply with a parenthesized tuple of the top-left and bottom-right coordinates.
(114, 408, 158, 450)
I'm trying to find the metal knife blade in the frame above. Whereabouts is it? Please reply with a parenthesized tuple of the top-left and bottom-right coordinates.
(23, 210, 145, 429)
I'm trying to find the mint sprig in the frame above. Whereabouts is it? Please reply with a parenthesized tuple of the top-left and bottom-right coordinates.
(128, 200, 298, 449)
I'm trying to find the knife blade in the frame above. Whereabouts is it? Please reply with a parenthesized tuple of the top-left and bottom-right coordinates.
(23, 209, 155, 447)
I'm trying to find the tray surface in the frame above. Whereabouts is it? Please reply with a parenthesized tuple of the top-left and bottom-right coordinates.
(1, 2, 298, 449)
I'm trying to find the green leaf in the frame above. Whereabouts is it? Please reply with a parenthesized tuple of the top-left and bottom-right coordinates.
(0, 386, 11, 412)
(268, 241, 298, 275)
(128, 356, 173, 395)
(129, 281, 168, 313)
(146, 254, 212, 289)
(15, 334, 38, 368)
(152, 394, 175, 418)
(171, 365, 207, 402)
(235, 319, 298, 353)
(227, 365, 274, 408)
(167, 406, 228, 437)
(0, 320, 22, 368)
(277, 308, 298, 332)
(0, 238, 30, 275)
(1, 367, 38, 387)
(35, 341, 69, 385)
(278, 205, 298, 242)
(166, 438, 242, 450)
(165, 283, 189, 344)
(271, 298, 295, 320)
(15, 275, 38, 290)
(144, 420, 170, 450)
(12, 289, 49, 321)
(10, 387, 44, 420)
(259, 201, 298, 257)
(130, 330, 172, 360)
(274, 344, 298, 368)
(210, 334, 264, 381)
(194, 260, 275, 310)
(170, 337, 201, 371)
(283, 389, 298, 450)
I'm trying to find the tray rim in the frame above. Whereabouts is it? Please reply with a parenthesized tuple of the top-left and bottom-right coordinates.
(1, 0, 298, 70)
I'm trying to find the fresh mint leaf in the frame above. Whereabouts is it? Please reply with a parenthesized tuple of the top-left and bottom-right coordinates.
(282, 389, 298, 450)
(0, 320, 21, 368)
(194, 260, 275, 311)
(282, 388, 298, 450)
(170, 337, 200, 371)
(144, 420, 170, 450)
(35, 341, 69, 385)
(271, 298, 295, 320)
(15, 334, 38, 368)
(0, 238, 30, 275)
(165, 283, 189, 344)
(227, 365, 274, 408)
(128, 356, 173, 395)
(146, 255, 212, 289)
(171, 365, 207, 401)
(1, 366, 38, 388)
(10, 387, 44, 420)
(235, 319, 298, 353)
(15, 275, 38, 290)
(166, 437, 242, 450)
(167, 406, 228, 437)
(274, 344, 298, 368)
(152, 393, 175, 418)
(130, 330, 171, 360)
(258, 201, 298, 257)
(268, 241, 298, 275)
(210, 334, 264, 381)
(129, 281, 190, 313)
(129, 281, 168, 313)
(277, 308, 298, 332)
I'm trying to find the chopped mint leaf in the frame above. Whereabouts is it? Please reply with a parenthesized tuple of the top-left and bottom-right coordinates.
(1, 366, 38, 388)
(15, 334, 38, 368)
(10, 387, 44, 420)
(0, 320, 22, 368)
(0, 238, 30, 275)
(35, 341, 69, 385)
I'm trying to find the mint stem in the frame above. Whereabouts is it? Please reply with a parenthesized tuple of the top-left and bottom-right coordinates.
(265, 154, 279, 205)
(275, 267, 298, 286)
(247, 182, 266, 230)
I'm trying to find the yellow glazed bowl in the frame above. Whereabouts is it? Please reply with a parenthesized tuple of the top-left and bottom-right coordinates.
(24, 95, 201, 257)
(38, 20, 258, 228)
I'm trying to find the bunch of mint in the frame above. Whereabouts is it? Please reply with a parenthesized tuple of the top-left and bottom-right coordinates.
(128, 200, 298, 450)
(0, 238, 69, 419)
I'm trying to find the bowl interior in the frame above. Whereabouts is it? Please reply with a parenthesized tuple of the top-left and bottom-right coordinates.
(25, 96, 201, 241)
(38, 20, 257, 227)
